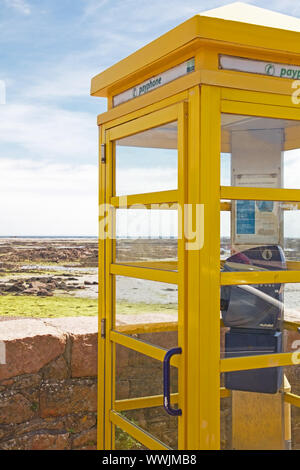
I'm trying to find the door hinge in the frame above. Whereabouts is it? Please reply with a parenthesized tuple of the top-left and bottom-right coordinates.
(101, 318, 106, 339)
(101, 143, 106, 163)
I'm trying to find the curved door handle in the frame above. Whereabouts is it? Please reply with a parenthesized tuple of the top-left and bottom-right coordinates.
(163, 347, 182, 416)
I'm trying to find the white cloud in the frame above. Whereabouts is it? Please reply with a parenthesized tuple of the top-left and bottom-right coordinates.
(0, 103, 97, 161)
(3, 0, 31, 15)
(0, 159, 97, 235)
(24, 67, 94, 100)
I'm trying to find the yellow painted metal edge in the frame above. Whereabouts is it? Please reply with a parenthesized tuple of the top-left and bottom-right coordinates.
(220, 352, 299, 373)
(114, 318, 254, 336)
(220, 387, 231, 399)
(186, 85, 201, 449)
(97, 125, 106, 450)
(221, 186, 300, 202)
(110, 263, 178, 284)
(176, 101, 188, 449)
(115, 261, 177, 271)
(114, 388, 230, 412)
(114, 393, 179, 412)
(206, 70, 299, 98)
(284, 392, 300, 408)
(221, 100, 300, 121)
(109, 102, 180, 141)
(111, 189, 178, 207)
(221, 270, 300, 285)
(110, 411, 171, 450)
(198, 15, 300, 57)
(221, 87, 300, 106)
(197, 85, 221, 449)
(115, 321, 178, 335)
(110, 330, 180, 368)
(285, 261, 300, 270)
(104, 134, 114, 449)
(283, 320, 300, 332)
(97, 87, 190, 127)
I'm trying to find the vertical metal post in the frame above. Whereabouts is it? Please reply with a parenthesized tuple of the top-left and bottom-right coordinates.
(186, 85, 221, 449)
(198, 85, 221, 449)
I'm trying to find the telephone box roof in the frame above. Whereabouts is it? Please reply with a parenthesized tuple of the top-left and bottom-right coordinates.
(202, 2, 300, 32)
(91, 2, 300, 97)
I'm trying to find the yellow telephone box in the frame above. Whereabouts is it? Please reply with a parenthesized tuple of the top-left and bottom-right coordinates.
(91, 3, 300, 450)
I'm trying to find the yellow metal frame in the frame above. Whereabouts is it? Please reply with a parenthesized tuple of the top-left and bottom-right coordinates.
(98, 87, 300, 451)
(99, 99, 189, 450)
(95, 16, 300, 447)
(218, 89, 300, 425)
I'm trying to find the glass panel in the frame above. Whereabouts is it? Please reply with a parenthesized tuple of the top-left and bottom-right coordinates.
(114, 276, 178, 348)
(115, 208, 178, 271)
(220, 372, 232, 450)
(284, 364, 300, 450)
(220, 322, 300, 450)
(221, 200, 300, 271)
(220, 368, 300, 450)
(219, 385, 299, 450)
(115, 344, 178, 449)
(221, 282, 300, 346)
(115, 426, 147, 450)
(220, 280, 299, 436)
(221, 114, 300, 189)
(115, 122, 178, 195)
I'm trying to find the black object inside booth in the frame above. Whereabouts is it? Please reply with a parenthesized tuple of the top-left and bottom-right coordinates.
(221, 245, 285, 394)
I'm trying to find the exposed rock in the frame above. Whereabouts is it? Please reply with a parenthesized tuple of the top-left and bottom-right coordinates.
(40, 381, 97, 418)
(42, 356, 69, 381)
(31, 433, 71, 450)
(0, 393, 36, 424)
(0, 434, 32, 450)
(37, 289, 53, 296)
(72, 428, 97, 450)
(0, 275, 90, 297)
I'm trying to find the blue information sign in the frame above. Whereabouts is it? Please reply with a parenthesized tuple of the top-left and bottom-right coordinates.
(236, 200, 255, 235)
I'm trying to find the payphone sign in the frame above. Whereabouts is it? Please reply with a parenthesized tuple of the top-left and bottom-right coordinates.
(113, 58, 195, 107)
(220, 54, 300, 80)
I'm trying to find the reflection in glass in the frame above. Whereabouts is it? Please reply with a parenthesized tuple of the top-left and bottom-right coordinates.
(115, 122, 178, 195)
(114, 276, 178, 346)
(115, 426, 146, 450)
(115, 344, 178, 449)
(221, 114, 300, 189)
(115, 209, 178, 271)
(221, 200, 300, 272)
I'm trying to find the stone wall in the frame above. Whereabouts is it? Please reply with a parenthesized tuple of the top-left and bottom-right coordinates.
(0, 318, 299, 450)
(0, 317, 98, 450)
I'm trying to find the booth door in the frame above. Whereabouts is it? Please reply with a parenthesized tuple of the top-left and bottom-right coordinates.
(100, 103, 187, 450)
(220, 92, 300, 450)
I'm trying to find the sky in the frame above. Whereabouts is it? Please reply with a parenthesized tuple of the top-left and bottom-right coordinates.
(1, 0, 300, 236)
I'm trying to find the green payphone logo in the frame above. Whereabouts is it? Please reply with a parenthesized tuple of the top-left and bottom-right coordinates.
(265, 63, 275, 76)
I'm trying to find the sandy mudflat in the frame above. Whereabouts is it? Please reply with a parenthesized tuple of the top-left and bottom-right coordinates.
(0, 238, 299, 323)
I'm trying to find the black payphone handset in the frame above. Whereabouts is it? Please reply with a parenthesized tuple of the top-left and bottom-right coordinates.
(221, 245, 286, 394)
